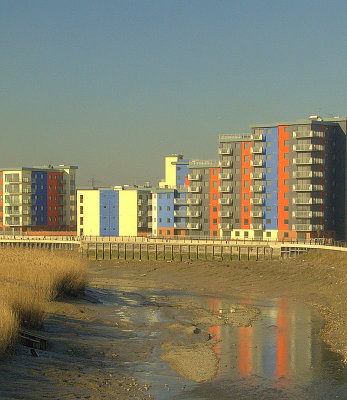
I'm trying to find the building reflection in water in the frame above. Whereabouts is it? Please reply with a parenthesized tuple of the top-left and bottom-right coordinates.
(206, 296, 322, 385)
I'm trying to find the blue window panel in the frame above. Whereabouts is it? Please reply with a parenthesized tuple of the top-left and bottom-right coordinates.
(31, 171, 47, 226)
(99, 190, 119, 236)
(157, 192, 175, 227)
(263, 127, 278, 230)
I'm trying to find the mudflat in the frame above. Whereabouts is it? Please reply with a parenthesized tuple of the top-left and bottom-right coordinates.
(0, 249, 345, 399)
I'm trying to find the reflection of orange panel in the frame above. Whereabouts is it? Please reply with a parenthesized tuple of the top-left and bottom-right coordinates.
(239, 327, 252, 376)
(276, 300, 288, 380)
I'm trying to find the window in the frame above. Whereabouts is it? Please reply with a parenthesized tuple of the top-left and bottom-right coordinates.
(213, 206, 217, 212)
(235, 219, 240, 223)
(284, 154, 289, 159)
(266, 206, 271, 211)
(284, 180, 289, 185)
(244, 155, 249, 162)
(267, 181, 271, 186)
(236, 156, 241, 162)
(159, 230, 162, 235)
(159, 218, 162, 223)
(284, 166, 289, 172)
(244, 219, 249, 225)
(244, 206, 249, 212)
(285, 140, 289, 146)
(213, 181, 217, 188)
(266, 155, 271, 161)
(284, 219, 289, 224)
(167, 206, 170, 211)
(285, 127, 290, 132)
(177, 176, 180, 181)
(204, 218, 208, 223)
(266, 232, 271, 238)
(244, 193, 249, 200)
(267, 167, 271, 173)
(236, 193, 240, 199)
(159, 206, 162, 211)
(266, 219, 271, 224)
(177, 167, 181, 171)
(167, 194, 171, 199)
(236, 143, 241, 150)
(267, 129, 271, 134)
(80, 217, 83, 225)
(266, 193, 271, 199)
(284, 193, 289, 199)
(267, 142, 271, 148)
(244, 181, 249, 187)
(284, 232, 289, 238)
(213, 194, 217, 200)
(213, 169, 217, 175)
(159, 194, 162, 199)
(244, 232, 249, 238)
(244, 143, 249, 149)
(235, 168, 240, 174)
(167, 230, 170, 235)
(167, 218, 170, 223)
(213, 218, 217, 225)
(80, 206, 83, 214)
(284, 206, 289, 211)
(204, 194, 209, 199)
(235, 231, 240, 236)
(244, 168, 249, 175)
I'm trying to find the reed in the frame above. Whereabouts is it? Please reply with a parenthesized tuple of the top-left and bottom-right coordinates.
(0, 248, 87, 356)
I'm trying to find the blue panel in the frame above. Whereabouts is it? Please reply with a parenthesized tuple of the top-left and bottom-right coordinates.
(157, 192, 174, 227)
(31, 171, 47, 226)
(99, 190, 119, 236)
(176, 162, 189, 188)
(263, 127, 278, 230)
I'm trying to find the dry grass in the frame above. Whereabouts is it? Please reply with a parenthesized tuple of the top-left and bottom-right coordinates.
(0, 248, 87, 355)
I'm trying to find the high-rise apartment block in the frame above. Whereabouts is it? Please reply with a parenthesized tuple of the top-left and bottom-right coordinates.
(76, 115, 346, 241)
(0, 165, 77, 235)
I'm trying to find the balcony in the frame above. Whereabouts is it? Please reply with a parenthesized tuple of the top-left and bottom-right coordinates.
(219, 160, 233, 168)
(22, 199, 32, 204)
(187, 223, 201, 230)
(293, 171, 323, 178)
(218, 185, 232, 193)
(188, 174, 202, 181)
(250, 172, 265, 180)
(292, 211, 324, 218)
(294, 158, 323, 165)
(5, 218, 21, 226)
(22, 177, 31, 183)
(187, 198, 202, 205)
(251, 146, 265, 154)
(174, 222, 187, 229)
(219, 223, 232, 230)
(58, 190, 67, 195)
(251, 132, 265, 141)
(219, 147, 233, 155)
(5, 209, 20, 215)
(187, 211, 202, 217)
(174, 210, 187, 217)
(5, 186, 20, 194)
(148, 210, 152, 216)
(251, 159, 265, 167)
(22, 188, 32, 194)
(219, 198, 233, 205)
(174, 198, 189, 205)
(250, 185, 265, 193)
(293, 144, 324, 152)
(219, 211, 232, 218)
(251, 211, 264, 218)
(250, 223, 264, 230)
(250, 198, 265, 205)
(189, 186, 202, 193)
(293, 184, 323, 191)
(292, 224, 313, 231)
(219, 173, 233, 180)
(293, 130, 324, 139)
(293, 198, 323, 205)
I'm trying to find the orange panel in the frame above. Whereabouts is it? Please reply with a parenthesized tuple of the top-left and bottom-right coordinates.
(241, 142, 252, 229)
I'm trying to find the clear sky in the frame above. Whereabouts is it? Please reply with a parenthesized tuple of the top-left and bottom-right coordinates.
(1, 0, 346, 186)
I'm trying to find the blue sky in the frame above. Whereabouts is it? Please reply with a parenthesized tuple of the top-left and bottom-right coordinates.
(1, 0, 346, 186)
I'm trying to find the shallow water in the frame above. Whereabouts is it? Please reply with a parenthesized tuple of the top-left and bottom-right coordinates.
(93, 286, 346, 400)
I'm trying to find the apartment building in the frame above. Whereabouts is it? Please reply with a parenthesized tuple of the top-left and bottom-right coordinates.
(0, 165, 77, 235)
(185, 160, 221, 237)
(159, 154, 189, 189)
(77, 185, 151, 237)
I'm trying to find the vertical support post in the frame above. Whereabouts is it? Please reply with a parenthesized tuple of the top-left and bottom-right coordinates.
(155, 244, 158, 260)
(109, 243, 112, 259)
(188, 245, 190, 260)
(238, 246, 241, 260)
(95, 243, 97, 260)
(212, 245, 215, 260)
(221, 246, 223, 261)
(124, 244, 127, 260)
(139, 243, 142, 260)
(256, 247, 259, 261)
(147, 244, 149, 260)
(264, 246, 266, 259)
(205, 244, 207, 260)
(196, 245, 199, 260)
(102, 243, 105, 260)
(271, 247, 273, 259)
(171, 245, 174, 260)
(180, 244, 182, 261)
(163, 245, 165, 260)
(117, 243, 120, 259)
(230, 246, 233, 261)
(132, 243, 135, 260)
(247, 246, 250, 261)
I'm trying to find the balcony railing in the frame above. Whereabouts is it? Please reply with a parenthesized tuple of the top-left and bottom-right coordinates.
(219, 173, 233, 180)
(293, 144, 324, 152)
(187, 211, 202, 217)
(293, 184, 323, 191)
(218, 198, 233, 205)
(188, 174, 202, 181)
(187, 223, 201, 230)
(251, 159, 265, 167)
(219, 147, 233, 155)
(294, 158, 323, 165)
(250, 211, 264, 218)
(292, 211, 324, 218)
(189, 186, 202, 193)
(174, 210, 187, 217)
(250, 198, 265, 205)
(251, 132, 265, 141)
(293, 198, 323, 205)
(251, 146, 265, 154)
(250, 185, 265, 192)
(187, 199, 202, 205)
(219, 160, 233, 168)
(174, 198, 189, 205)
(219, 211, 233, 218)
(174, 222, 186, 228)
(293, 171, 323, 178)
(250, 172, 265, 180)
(293, 130, 324, 139)
(218, 186, 232, 193)
(218, 223, 232, 230)
(250, 223, 264, 230)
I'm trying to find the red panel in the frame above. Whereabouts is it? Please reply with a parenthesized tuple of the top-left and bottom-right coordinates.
(209, 167, 220, 236)
(158, 227, 175, 237)
(47, 171, 63, 226)
(241, 142, 252, 229)
(278, 126, 290, 233)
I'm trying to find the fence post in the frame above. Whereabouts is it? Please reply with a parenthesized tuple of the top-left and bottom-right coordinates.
(212, 245, 215, 260)
(171, 244, 174, 260)
(132, 243, 135, 260)
(188, 245, 191, 260)
(155, 244, 158, 260)
(102, 243, 105, 260)
(221, 245, 223, 261)
(124, 244, 127, 260)
(238, 246, 241, 260)
(230, 246, 232, 261)
(247, 246, 250, 261)
(196, 245, 199, 260)
(205, 244, 207, 260)
(139, 243, 142, 260)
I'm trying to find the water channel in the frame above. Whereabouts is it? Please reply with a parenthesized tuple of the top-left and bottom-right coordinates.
(92, 286, 346, 400)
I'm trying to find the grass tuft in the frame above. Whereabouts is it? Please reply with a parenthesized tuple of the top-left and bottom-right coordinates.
(0, 248, 87, 356)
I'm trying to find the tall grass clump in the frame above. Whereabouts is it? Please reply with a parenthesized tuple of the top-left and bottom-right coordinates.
(0, 248, 87, 356)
